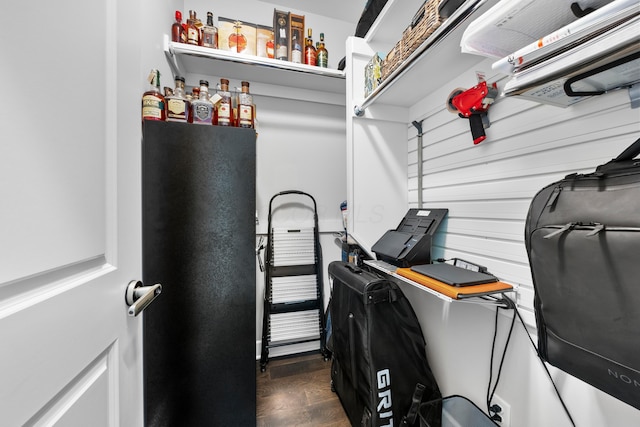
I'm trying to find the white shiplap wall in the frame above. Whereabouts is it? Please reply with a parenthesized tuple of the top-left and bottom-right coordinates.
(408, 60, 640, 326)
(402, 58, 640, 426)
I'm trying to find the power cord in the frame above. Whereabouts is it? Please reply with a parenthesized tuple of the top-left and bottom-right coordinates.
(486, 294, 576, 427)
(486, 295, 516, 421)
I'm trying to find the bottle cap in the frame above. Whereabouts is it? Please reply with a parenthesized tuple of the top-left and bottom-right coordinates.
(242, 81, 250, 87)
(221, 78, 230, 85)
(175, 76, 185, 83)
(175, 11, 182, 21)
(199, 80, 209, 86)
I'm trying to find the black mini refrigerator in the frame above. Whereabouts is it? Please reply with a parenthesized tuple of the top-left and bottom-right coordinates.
(142, 121, 256, 426)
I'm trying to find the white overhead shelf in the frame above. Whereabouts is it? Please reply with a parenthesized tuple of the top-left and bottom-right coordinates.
(163, 35, 346, 95)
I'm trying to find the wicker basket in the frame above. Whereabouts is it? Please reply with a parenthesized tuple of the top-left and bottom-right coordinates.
(381, 37, 406, 81)
(403, 0, 442, 58)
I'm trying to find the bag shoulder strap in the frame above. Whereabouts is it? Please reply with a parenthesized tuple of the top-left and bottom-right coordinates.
(613, 137, 640, 162)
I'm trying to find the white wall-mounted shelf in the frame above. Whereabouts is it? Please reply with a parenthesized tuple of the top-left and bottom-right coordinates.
(354, 0, 499, 114)
(164, 35, 346, 95)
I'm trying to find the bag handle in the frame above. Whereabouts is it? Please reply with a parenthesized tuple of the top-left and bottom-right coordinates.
(612, 137, 640, 162)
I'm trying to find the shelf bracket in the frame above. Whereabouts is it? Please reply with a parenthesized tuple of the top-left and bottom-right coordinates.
(163, 35, 182, 78)
(629, 84, 640, 109)
(412, 120, 424, 208)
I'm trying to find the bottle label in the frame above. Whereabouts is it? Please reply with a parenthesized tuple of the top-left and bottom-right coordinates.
(193, 103, 212, 124)
(305, 50, 316, 66)
(167, 98, 187, 121)
(276, 45, 288, 60)
(292, 49, 302, 64)
(318, 52, 328, 68)
(218, 103, 231, 124)
(239, 104, 253, 126)
(142, 95, 164, 119)
(187, 28, 199, 45)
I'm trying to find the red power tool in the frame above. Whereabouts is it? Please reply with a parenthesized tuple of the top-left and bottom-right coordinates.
(447, 80, 498, 145)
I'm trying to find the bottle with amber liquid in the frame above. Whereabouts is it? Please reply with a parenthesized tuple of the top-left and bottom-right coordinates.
(237, 81, 254, 128)
(186, 10, 200, 45)
(142, 69, 166, 121)
(202, 12, 218, 48)
(304, 29, 316, 66)
(191, 80, 214, 125)
(215, 78, 232, 126)
(317, 33, 328, 68)
(171, 11, 186, 43)
(166, 76, 191, 122)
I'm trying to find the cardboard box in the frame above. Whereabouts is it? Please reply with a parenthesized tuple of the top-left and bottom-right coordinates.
(218, 17, 257, 55)
(289, 13, 305, 63)
(237, 21, 257, 55)
(273, 9, 289, 61)
(256, 25, 274, 58)
(218, 17, 238, 52)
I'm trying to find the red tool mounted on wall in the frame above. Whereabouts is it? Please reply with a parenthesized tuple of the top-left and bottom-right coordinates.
(447, 80, 498, 145)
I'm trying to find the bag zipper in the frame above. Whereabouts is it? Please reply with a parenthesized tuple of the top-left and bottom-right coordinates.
(541, 222, 640, 239)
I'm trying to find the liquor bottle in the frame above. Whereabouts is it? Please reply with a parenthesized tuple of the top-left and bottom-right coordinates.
(237, 81, 254, 128)
(171, 11, 186, 43)
(291, 34, 302, 64)
(317, 33, 328, 68)
(202, 12, 218, 49)
(191, 80, 214, 125)
(142, 69, 166, 121)
(166, 76, 191, 123)
(186, 10, 200, 46)
(215, 78, 233, 126)
(304, 29, 316, 66)
(266, 39, 275, 59)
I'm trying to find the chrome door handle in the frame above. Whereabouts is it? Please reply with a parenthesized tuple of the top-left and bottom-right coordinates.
(125, 280, 162, 317)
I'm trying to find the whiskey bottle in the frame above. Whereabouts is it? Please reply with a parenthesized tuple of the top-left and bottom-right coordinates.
(191, 80, 214, 125)
(166, 76, 190, 123)
(171, 11, 186, 43)
(215, 78, 233, 126)
(304, 29, 316, 66)
(202, 12, 218, 49)
(317, 33, 328, 68)
(186, 10, 200, 46)
(142, 69, 166, 121)
(237, 81, 254, 128)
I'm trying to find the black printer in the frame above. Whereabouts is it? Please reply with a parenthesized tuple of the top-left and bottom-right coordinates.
(371, 208, 448, 267)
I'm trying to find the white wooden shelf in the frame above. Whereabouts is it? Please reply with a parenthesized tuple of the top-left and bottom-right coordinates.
(164, 35, 345, 95)
(355, 0, 499, 114)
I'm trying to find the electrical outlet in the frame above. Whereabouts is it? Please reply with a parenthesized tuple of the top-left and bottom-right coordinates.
(491, 395, 511, 427)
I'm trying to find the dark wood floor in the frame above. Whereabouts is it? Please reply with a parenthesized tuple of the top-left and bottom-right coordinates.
(256, 352, 351, 427)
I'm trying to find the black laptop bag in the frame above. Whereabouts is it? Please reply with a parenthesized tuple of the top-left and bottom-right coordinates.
(524, 137, 640, 410)
(328, 261, 441, 426)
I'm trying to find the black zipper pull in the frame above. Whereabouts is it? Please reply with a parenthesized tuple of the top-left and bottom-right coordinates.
(546, 186, 562, 208)
(544, 222, 575, 239)
(585, 223, 605, 236)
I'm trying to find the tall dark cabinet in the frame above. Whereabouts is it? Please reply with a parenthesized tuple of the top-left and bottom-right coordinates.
(142, 121, 256, 426)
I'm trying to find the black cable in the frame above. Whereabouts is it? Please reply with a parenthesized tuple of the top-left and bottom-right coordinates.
(503, 294, 576, 427)
(486, 295, 517, 417)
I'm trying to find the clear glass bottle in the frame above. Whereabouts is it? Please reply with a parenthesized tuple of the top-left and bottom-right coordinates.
(215, 78, 232, 126)
(142, 69, 166, 121)
(186, 10, 200, 46)
(202, 12, 218, 49)
(291, 34, 302, 64)
(304, 28, 316, 66)
(166, 76, 190, 123)
(171, 11, 186, 43)
(317, 33, 328, 68)
(191, 80, 213, 125)
(237, 81, 254, 128)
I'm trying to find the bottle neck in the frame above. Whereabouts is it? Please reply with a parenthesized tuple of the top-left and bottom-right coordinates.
(199, 86, 209, 99)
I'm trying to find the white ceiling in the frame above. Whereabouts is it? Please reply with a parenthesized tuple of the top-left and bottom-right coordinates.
(261, 0, 366, 25)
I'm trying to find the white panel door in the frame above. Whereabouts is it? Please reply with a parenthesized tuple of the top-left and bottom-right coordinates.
(0, 0, 145, 426)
